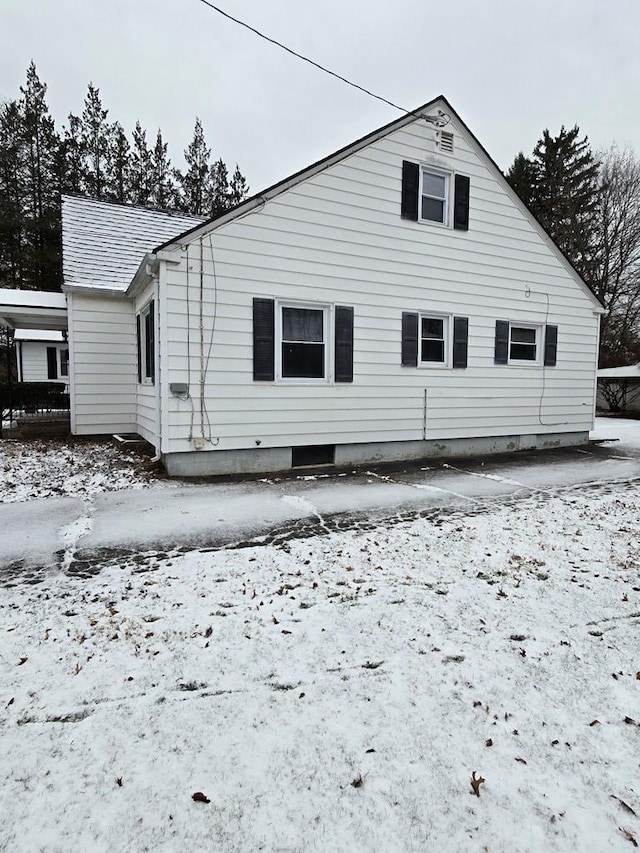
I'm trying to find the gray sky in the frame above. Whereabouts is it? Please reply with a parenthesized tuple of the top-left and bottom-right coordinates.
(3, 0, 640, 192)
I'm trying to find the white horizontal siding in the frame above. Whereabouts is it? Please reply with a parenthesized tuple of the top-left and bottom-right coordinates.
(134, 281, 159, 446)
(69, 292, 137, 435)
(18, 341, 69, 388)
(159, 111, 599, 455)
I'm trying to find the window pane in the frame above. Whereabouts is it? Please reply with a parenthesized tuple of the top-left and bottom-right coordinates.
(423, 173, 446, 198)
(422, 317, 444, 339)
(282, 307, 323, 342)
(421, 197, 445, 223)
(510, 343, 536, 361)
(282, 343, 325, 378)
(421, 339, 445, 362)
(510, 327, 536, 344)
(60, 349, 69, 377)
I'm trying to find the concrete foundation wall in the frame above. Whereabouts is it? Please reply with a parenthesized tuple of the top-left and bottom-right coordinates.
(162, 431, 589, 477)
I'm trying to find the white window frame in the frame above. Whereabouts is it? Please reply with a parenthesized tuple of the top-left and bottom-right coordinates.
(275, 300, 330, 383)
(418, 313, 451, 368)
(508, 323, 542, 366)
(419, 167, 450, 227)
(139, 301, 154, 385)
(58, 346, 69, 378)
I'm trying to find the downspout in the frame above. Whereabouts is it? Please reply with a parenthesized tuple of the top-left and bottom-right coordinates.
(151, 260, 162, 462)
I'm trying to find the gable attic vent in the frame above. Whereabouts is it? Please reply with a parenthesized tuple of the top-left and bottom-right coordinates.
(438, 131, 454, 153)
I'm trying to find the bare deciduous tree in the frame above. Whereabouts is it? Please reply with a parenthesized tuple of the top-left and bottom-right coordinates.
(592, 147, 640, 367)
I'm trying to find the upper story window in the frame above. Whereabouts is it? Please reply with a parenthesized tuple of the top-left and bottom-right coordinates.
(421, 169, 449, 224)
(280, 304, 327, 379)
(401, 161, 469, 231)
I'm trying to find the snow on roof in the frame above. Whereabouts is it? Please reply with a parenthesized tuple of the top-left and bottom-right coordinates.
(13, 329, 65, 342)
(597, 363, 640, 379)
(62, 195, 204, 293)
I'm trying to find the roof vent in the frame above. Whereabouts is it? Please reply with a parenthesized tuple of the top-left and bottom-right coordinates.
(438, 131, 454, 154)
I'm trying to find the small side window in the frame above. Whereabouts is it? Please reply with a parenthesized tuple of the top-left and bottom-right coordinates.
(279, 304, 327, 380)
(137, 300, 155, 384)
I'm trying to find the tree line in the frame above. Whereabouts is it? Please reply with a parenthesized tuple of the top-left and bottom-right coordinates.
(506, 128, 640, 367)
(0, 63, 249, 292)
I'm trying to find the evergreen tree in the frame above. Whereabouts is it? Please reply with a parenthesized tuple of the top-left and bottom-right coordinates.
(208, 158, 229, 218)
(108, 122, 131, 204)
(0, 100, 26, 288)
(175, 118, 211, 215)
(229, 164, 249, 207)
(130, 121, 154, 206)
(150, 129, 174, 209)
(80, 83, 110, 200)
(20, 62, 61, 289)
(60, 113, 86, 196)
(507, 126, 599, 283)
(505, 152, 536, 209)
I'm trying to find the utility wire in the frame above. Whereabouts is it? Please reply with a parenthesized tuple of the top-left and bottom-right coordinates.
(195, 0, 418, 118)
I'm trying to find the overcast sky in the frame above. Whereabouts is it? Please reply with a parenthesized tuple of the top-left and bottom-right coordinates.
(3, 0, 640, 192)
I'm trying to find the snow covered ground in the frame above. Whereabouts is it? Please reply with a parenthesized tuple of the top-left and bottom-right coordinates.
(0, 438, 158, 503)
(1, 422, 640, 851)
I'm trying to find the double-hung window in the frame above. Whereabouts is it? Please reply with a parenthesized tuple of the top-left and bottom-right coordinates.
(509, 325, 539, 363)
(280, 304, 327, 379)
(421, 169, 449, 225)
(420, 315, 449, 365)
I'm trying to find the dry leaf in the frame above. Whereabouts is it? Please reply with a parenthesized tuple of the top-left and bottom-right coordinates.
(470, 771, 485, 797)
(620, 827, 638, 848)
(515, 757, 527, 765)
(204, 626, 213, 638)
(351, 773, 364, 788)
(192, 791, 210, 804)
(485, 738, 493, 747)
(589, 719, 600, 727)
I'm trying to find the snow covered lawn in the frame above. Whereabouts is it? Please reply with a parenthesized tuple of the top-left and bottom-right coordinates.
(1, 484, 639, 851)
(0, 438, 159, 502)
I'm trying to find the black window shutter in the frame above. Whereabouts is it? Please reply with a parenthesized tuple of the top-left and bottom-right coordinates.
(401, 161, 419, 221)
(453, 174, 470, 231)
(494, 320, 509, 364)
(253, 298, 275, 381)
(452, 317, 469, 368)
(401, 312, 419, 366)
(147, 300, 155, 384)
(46, 346, 58, 380)
(334, 306, 354, 383)
(136, 314, 142, 383)
(544, 324, 558, 366)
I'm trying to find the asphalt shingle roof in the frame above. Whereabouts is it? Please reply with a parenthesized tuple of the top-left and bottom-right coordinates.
(62, 195, 204, 292)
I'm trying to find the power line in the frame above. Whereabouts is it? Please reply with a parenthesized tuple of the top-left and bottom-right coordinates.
(194, 0, 419, 119)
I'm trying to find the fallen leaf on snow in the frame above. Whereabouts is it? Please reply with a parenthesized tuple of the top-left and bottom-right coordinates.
(620, 827, 638, 847)
(470, 771, 485, 797)
(192, 792, 210, 804)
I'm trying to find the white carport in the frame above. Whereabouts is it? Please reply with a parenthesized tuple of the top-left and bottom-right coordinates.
(0, 290, 68, 331)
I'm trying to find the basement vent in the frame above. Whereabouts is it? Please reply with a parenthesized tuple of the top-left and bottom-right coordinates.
(438, 131, 454, 153)
(291, 444, 336, 468)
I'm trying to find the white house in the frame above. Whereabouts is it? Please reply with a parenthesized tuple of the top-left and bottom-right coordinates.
(14, 329, 69, 389)
(3, 96, 606, 475)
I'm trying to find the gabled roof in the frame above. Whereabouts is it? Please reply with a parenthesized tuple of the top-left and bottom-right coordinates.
(154, 95, 604, 313)
(62, 195, 204, 293)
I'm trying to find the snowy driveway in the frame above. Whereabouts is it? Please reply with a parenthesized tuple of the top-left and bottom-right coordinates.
(1, 418, 639, 582)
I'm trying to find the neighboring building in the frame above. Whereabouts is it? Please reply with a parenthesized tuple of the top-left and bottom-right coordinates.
(1, 96, 606, 475)
(14, 329, 70, 389)
(597, 363, 640, 413)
